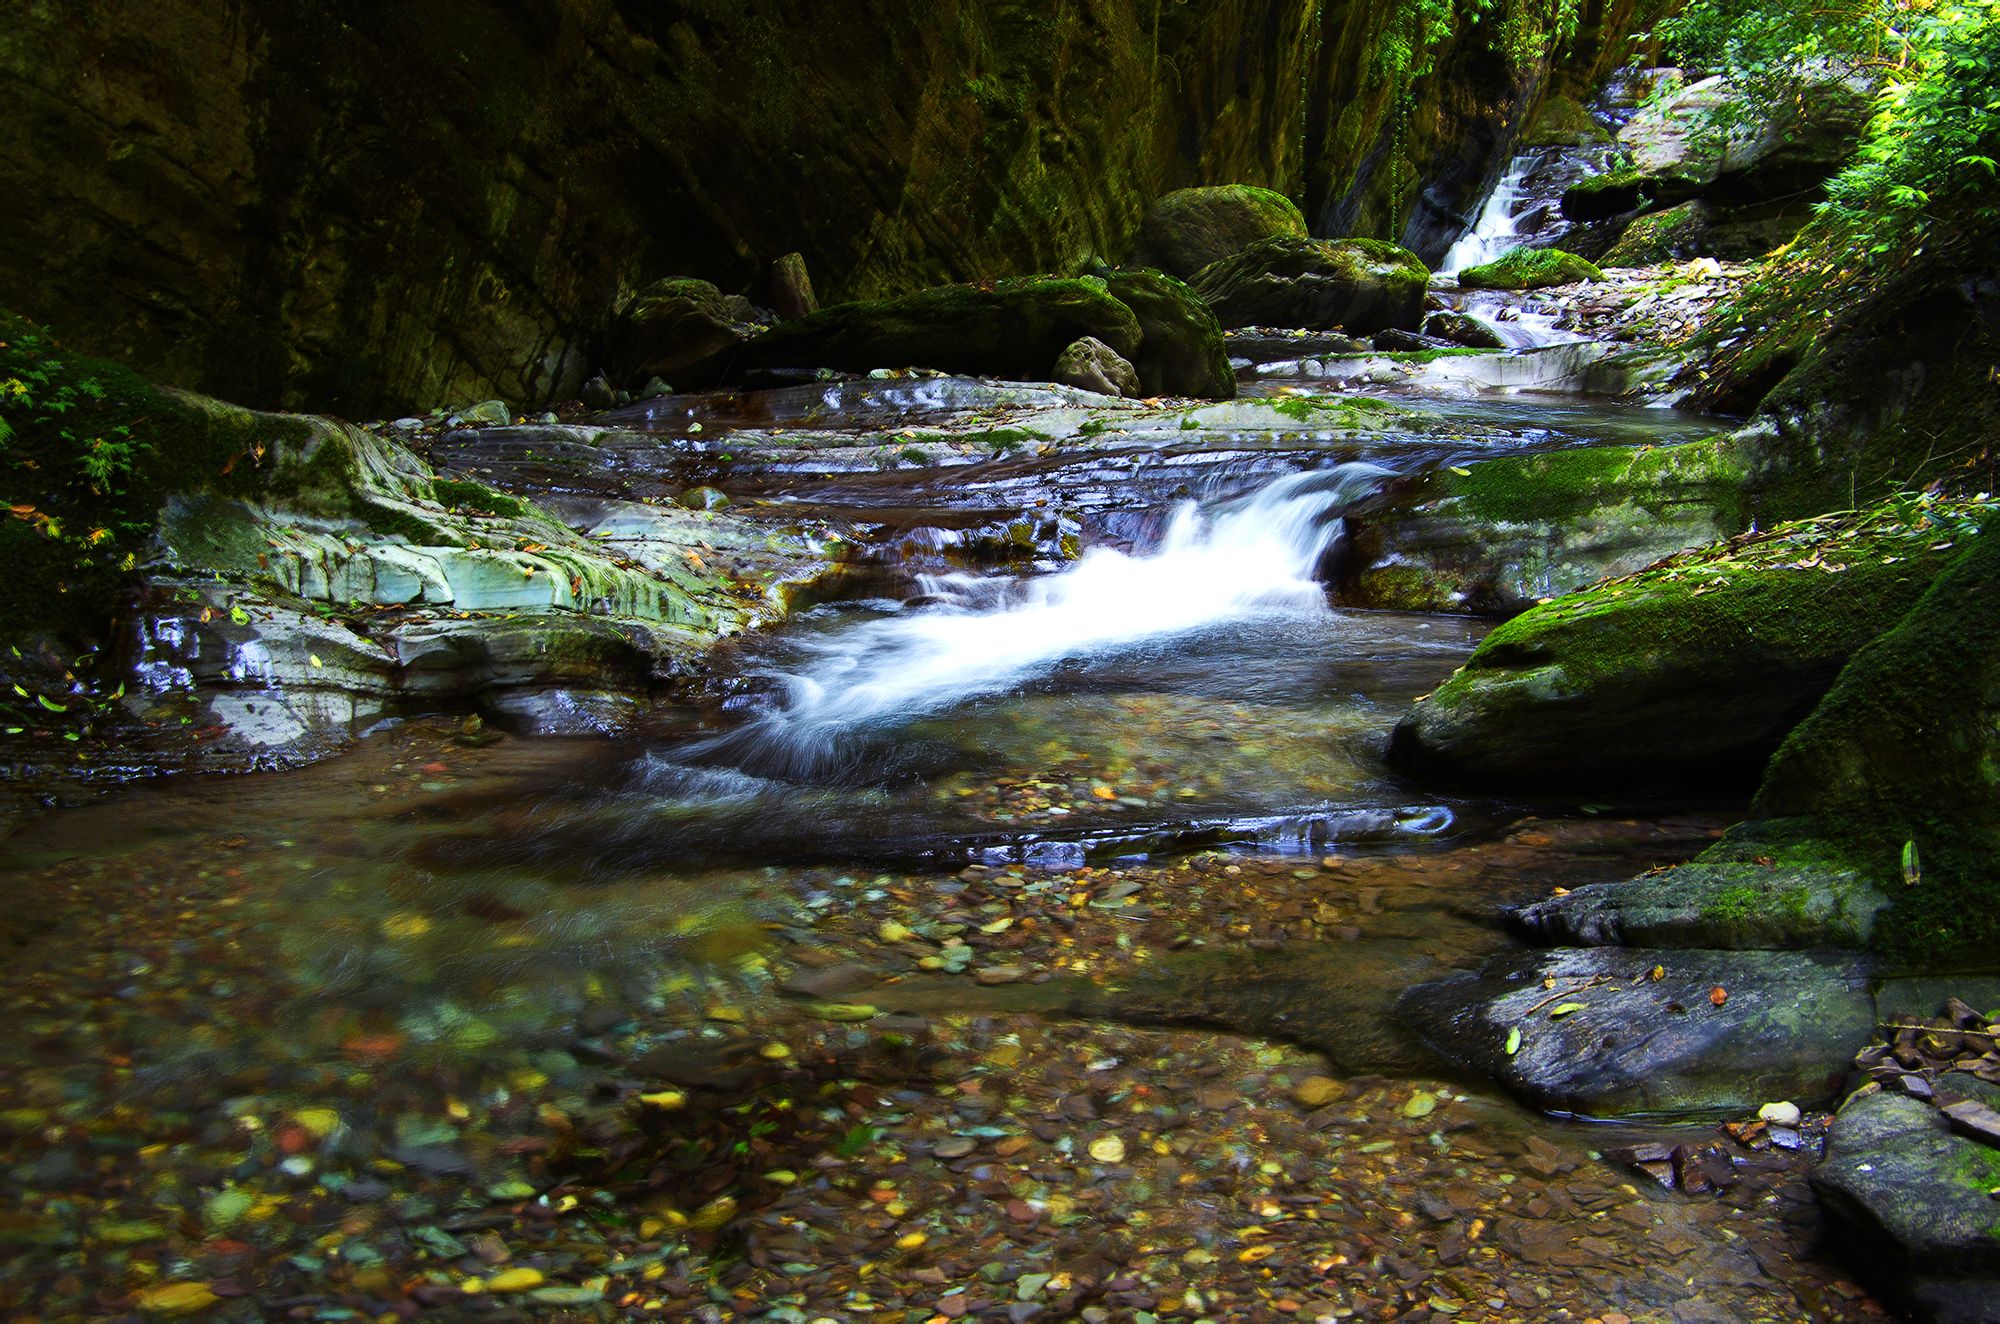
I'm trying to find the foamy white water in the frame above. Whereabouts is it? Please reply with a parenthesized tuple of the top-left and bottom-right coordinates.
(1441, 156, 1533, 274)
(706, 464, 1392, 777)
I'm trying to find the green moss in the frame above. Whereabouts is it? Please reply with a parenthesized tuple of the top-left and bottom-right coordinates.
(1458, 246, 1605, 290)
(431, 478, 531, 519)
(1703, 885, 1761, 923)
(1445, 436, 1750, 527)
(0, 312, 308, 650)
(1602, 203, 1711, 267)
(1753, 521, 2000, 964)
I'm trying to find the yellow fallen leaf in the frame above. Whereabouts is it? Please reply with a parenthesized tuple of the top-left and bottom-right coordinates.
(481, 1267, 545, 1293)
(136, 1283, 220, 1314)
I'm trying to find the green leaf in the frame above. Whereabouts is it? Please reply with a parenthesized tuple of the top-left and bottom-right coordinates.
(1504, 1026, 1522, 1055)
(229, 604, 250, 625)
(1901, 838, 1921, 887)
(34, 694, 65, 712)
(1548, 1002, 1588, 1018)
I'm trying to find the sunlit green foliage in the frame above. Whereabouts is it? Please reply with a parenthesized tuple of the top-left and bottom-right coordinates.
(1663, 0, 2000, 249)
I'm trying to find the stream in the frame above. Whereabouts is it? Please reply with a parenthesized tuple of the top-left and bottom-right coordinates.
(0, 307, 1886, 1320)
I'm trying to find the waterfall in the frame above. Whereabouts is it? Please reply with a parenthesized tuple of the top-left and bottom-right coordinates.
(691, 464, 1395, 779)
(1441, 156, 1533, 274)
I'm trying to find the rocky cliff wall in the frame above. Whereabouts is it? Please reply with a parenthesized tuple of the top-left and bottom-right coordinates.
(1, 0, 1653, 416)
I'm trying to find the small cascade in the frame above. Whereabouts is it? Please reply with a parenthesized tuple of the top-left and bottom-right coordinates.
(1440, 156, 1534, 274)
(688, 464, 1395, 780)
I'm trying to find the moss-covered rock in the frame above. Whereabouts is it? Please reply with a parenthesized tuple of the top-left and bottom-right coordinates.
(1341, 435, 1756, 615)
(607, 279, 765, 388)
(721, 277, 1142, 384)
(1522, 94, 1613, 148)
(1132, 185, 1308, 277)
(1190, 236, 1428, 333)
(1600, 201, 1717, 267)
(1386, 500, 1974, 786)
(1457, 246, 1604, 290)
(1751, 520, 2000, 964)
(1100, 267, 1237, 399)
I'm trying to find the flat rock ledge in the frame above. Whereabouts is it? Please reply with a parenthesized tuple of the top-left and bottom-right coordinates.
(1397, 948, 1873, 1118)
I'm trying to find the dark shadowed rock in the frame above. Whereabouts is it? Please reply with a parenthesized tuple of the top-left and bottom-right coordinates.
(1190, 236, 1429, 334)
(608, 278, 764, 387)
(720, 277, 1143, 383)
(1813, 1074, 2000, 1323)
(770, 252, 819, 320)
(1101, 267, 1237, 398)
(1398, 947, 1874, 1117)
(1133, 185, 1308, 277)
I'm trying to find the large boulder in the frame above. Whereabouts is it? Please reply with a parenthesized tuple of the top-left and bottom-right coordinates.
(1397, 947, 1874, 1117)
(1619, 71, 1872, 197)
(720, 276, 1142, 383)
(1133, 185, 1309, 277)
(1752, 523, 2000, 963)
(1457, 246, 1604, 290)
(1386, 500, 1970, 786)
(1340, 435, 1756, 616)
(1100, 267, 1237, 398)
(1813, 1074, 2000, 1322)
(1190, 236, 1428, 334)
(606, 278, 765, 387)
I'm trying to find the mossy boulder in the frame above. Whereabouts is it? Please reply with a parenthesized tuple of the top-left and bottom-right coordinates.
(1457, 246, 1604, 290)
(608, 278, 765, 387)
(1133, 185, 1309, 278)
(1600, 202, 1717, 267)
(722, 277, 1142, 384)
(1751, 520, 2000, 964)
(1190, 236, 1429, 334)
(1341, 435, 1756, 616)
(1100, 267, 1236, 399)
(1522, 94, 1613, 148)
(1813, 1075, 2000, 1320)
(1386, 501, 1973, 787)
(1511, 841, 1890, 950)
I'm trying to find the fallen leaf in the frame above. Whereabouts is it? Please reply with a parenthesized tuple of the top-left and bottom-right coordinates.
(1709, 986, 1729, 1007)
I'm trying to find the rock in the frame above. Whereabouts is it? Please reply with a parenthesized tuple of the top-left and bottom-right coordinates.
(1510, 849, 1890, 950)
(1521, 94, 1613, 148)
(1758, 1101, 1803, 1127)
(1457, 246, 1603, 290)
(1100, 267, 1236, 398)
(721, 276, 1142, 384)
(1397, 948, 1874, 1117)
(1372, 327, 1453, 353)
(1600, 201, 1718, 266)
(1133, 184, 1309, 277)
(770, 252, 818, 320)
(608, 278, 764, 387)
(1190, 236, 1429, 334)
(1422, 310, 1508, 348)
(581, 373, 618, 411)
(1051, 336, 1140, 397)
(675, 486, 731, 511)
(457, 399, 511, 426)
(1341, 433, 1755, 617)
(1813, 1073, 2000, 1322)
(1619, 71, 1871, 196)
(1752, 530, 2000, 965)
(639, 376, 673, 399)
(1386, 499, 1965, 786)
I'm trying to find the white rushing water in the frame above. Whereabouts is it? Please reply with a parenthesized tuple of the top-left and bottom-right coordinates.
(1440, 155, 1533, 274)
(704, 464, 1393, 778)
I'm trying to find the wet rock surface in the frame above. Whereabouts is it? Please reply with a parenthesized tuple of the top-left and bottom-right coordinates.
(1398, 947, 1874, 1118)
(1511, 854, 1890, 950)
(1191, 236, 1430, 335)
